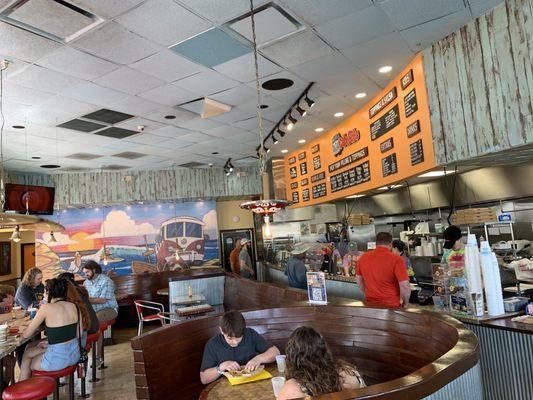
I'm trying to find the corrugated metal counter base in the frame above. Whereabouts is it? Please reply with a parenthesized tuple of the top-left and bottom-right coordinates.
(422, 363, 483, 400)
(466, 323, 533, 400)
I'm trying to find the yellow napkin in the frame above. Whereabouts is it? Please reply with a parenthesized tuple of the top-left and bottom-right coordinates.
(226, 369, 273, 386)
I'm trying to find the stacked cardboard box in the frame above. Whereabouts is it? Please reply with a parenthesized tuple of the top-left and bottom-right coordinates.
(451, 208, 497, 225)
(347, 213, 372, 226)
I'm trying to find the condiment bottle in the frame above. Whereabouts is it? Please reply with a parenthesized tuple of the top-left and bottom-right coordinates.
(188, 285, 193, 298)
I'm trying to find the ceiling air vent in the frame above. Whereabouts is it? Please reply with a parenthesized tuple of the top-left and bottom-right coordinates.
(113, 151, 146, 159)
(94, 127, 138, 139)
(82, 109, 134, 124)
(0, 0, 104, 43)
(66, 152, 102, 160)
(57, 119, 106, 132)
(179, 162, 204, 168)
(101, 165, 130, 171)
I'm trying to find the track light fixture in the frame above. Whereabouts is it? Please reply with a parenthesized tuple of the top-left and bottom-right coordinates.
(272, 134, 279, 145)
(277, 126, 286, 137)
(224, 158, 234, 176)
(296, 104, 306, 117)
(304, 94, 315, 108)
(287, 114, 297, 124)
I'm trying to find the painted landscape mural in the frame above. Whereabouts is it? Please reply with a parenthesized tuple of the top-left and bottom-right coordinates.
(35, 201, 219, 280)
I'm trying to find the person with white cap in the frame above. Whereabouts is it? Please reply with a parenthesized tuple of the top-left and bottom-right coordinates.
(239, 238, 255, 279)
(285, 243, 309, 290)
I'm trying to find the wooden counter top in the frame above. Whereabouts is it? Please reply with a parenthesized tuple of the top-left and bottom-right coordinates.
(479, 317, 533, 334)
(167, 267, 225, 282)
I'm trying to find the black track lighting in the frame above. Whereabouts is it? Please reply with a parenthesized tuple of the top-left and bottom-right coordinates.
(304, 94, 315, 108)
(224, 158, 234, 175)
(287, 114, 297, 124)
(272, 134, 279, 145)
(277, 127, 286, 137)
(296, 105, 306, 117)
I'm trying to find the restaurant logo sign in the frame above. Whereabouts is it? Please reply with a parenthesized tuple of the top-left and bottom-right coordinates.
(332, 128, 361, 157)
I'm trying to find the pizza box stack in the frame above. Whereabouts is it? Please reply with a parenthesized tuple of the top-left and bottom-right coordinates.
(452, 208, 497, 225)
(347, 213, 372, 226)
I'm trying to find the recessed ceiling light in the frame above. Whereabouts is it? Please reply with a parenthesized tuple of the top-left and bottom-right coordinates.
(355, 92, 367, 99)
(164, 115, 176, 120)
(208, 163, 213, 167)
(281, 149, 288, 154)
(379, 66, 392, 73)
(346, 194, 365, 199)
(298, 139, 306, 144)
(212, 152, 219, 155)
(31, 156, 41, 160)
(315, 127, 324, 132)
(260, 104, 269, 109)
(334, 112, 344, 117)
(12, 125, 25, 129)
(40, 164, 61, 169)
(419, 170, 456, 178)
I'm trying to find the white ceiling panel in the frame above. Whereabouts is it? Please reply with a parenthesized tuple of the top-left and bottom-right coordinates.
(209, 108, 254, 124)
(175, 117, 220, 131)
(400, 9, 472, 51)
(100, 140, 144, 152)
(0, 21, 61, 62)
(278, 0, 373, 26)
(124, 132, 180, 147)
(94, 67, 165, 95)
(37, 46, 119, 80)
(376, 0, 466, 30)
(108, 96, 164, 116)
(0, 55, 30, 78)
(114, 117, 166, 132)
(178, 132, 216, 143)
(10, 106, 74, 125)
(116, 0, 212, 46)
(72, 22, 161, 64)
(214, 52, 282, 83)
(177, 0, 268, 23)
(232, 117, 274, 131)
(141, 106, 198, 124)
(203, 125, 248, 138)
(138, 82, 198, 106)
(468, 0, 504, 18)
(359, 52, 415, 88)
(173, 70, 238, 96)
(61, 82, 130, 106)
(150, 125, 193, 138)
(129, 50, 206, 83)
(68, 0, 145, 19)
(248, 70, 308, 100)
(38, 95, 97, 117)
(7, 65, 83, 94)
(3, 82, 55, 106)
(316, 6, 395, 50)
(342, 33, 414, 70)
(208, 84, 257, 106)
(260, 29, 333, 68)
(160, 139, 196, 150)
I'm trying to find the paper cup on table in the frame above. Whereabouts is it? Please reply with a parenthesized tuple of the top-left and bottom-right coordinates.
(275, 355, 286, 373)
(271, 376, 285, 397)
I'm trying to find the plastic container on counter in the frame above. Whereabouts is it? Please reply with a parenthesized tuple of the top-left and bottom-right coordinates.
(503, 296, 530, 312)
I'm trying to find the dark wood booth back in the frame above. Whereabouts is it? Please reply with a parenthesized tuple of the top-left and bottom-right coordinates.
(131, 274, 478, 400)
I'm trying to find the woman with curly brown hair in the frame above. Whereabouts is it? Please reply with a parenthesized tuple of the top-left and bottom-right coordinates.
(15, 267, 44, 309)
(277, 326, 365, 399)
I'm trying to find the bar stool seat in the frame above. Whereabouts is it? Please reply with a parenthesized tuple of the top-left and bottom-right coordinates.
(2, 377, 56, 400)
(98, 321, 108, 331)
(85, 332, 100, 352)
(33, 365, 77, 400)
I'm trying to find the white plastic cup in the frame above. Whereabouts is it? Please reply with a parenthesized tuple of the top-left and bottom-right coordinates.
(271, 376, 285, 397)
(275, 355, 286, 373)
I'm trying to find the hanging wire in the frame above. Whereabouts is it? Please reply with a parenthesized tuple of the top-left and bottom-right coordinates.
(249, 0, 267, 175)
(0, 67, 5, 211)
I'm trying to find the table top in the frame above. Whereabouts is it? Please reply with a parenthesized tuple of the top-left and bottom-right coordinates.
(156, 288, 169, 296)
(172, 294, 206, 306)
(200, 365, 283, 400)
(0, 315, 40, 359)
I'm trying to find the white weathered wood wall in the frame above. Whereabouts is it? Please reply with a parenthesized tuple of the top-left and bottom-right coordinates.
(6, 167, 261, 207)
(423, 0, 533, 165)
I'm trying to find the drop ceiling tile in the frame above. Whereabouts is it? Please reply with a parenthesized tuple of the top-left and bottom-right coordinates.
(129, 50, 206, 83)
(178, 132, 216, 143)
(62, 82, 130, 106)
(229, 5, 300, 46)
(214, 52, 282, 83)
(14, 106, 79, 126)
(376, 0, 466, 30)
(307, 95, 358, 125)
(94, 126, 138, 139)
(100, 140, 143, 152)
(37, 46, 119, 80)
(176, 0, 269, 24)
(359, 52, 415, 88)
(341, 32, 414, 70)
(0, 20, 61, 62)
(175, 117, 220, 131)
(58, 118, 107, 132)
(260, 29, 334, 68)
(82, 108, 133, 124)
(208, 84, 257, 106)
(3, 83, 55, 106)
(139, 82, 198, 106)
(7, 65, 84, 94)
(316, 6, 395, 50)
(209, 108, 254, 124)
(247, 70, 308, 99)
(173, 70, 238, 96)
(170, 27, 251, 68)
(68, 0, 145, 19)
(278, 0, 372, 26)
(468, 0, 504, 18)
(141, 106, 198, 124)
(0, 55, 30, 78)
(39, 95, 97, 117)
(151, 125, 192, 138)
(109, 96, 164, 116)
(72, 22, 161, 64)
(161, 139, 195, 150)
(124, 132, 174, 146)
(400, 9, 472, 51)
(114, 117, 165, 132)
(203, 125, 248, 138)
(94, 67, 165, 95)
(116, 0, 212, 46)
(232, 117, 274, 131)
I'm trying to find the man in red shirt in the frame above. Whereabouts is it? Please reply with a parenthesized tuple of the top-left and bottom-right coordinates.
(356, 232, 410, 308)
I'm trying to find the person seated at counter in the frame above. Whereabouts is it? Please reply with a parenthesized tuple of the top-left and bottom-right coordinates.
(200, 310, 280, 384)
(285, 244, 309, 290)
(277, 326, 365, 399)
(15, 267, 45, 309)
(442, 225, 465, 264)
(356, 232, 410, 308)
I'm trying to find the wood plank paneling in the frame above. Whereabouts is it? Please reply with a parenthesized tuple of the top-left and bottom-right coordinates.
(423, 0, 533, 165)
(6, 166, 261, 206)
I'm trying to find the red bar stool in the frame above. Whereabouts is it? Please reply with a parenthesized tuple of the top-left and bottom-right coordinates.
(2, 377, 56, 400)
(98, 319, 116, 370)
(86, 332, 101, 384)
(33, 364, 77, 400)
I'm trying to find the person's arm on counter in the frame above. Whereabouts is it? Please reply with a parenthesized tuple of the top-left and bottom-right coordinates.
(355, 275, 365, 294)
(399, 281, 410, 308)
(394, 257, 410, 308)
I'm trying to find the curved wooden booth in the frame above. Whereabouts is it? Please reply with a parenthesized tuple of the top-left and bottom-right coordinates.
(131, 276, 480, 400)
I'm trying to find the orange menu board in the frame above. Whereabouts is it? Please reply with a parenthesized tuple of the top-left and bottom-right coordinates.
(284, 53, 435, 208)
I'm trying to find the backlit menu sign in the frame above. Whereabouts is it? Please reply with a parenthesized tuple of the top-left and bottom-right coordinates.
(284, 54, 435, 208)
